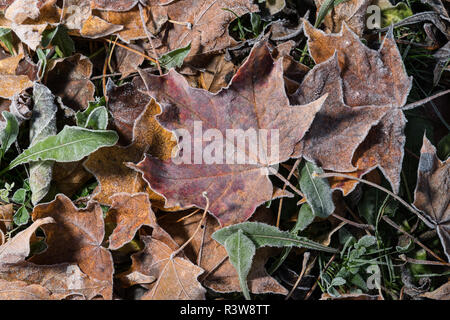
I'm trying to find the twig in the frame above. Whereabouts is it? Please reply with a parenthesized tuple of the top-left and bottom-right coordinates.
(269, 166, 304, 198)
(286, 252, 310, 300)
(331, 213, 375, 231)
(276, 158, 301, 228)
(139, 3, 162, 75)
(305, 253, 336, 300)
(102, 39, 158, 64)
(382, 216, 448, 264)
(315, 172, 430, 226)
(399, 255, 450, 266)
(171, 192, 209, 258)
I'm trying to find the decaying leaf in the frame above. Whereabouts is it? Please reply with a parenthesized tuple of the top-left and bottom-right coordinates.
(30, 194, 114, 285)
(303, 21, 412, 194)
(412, 136, 450, 261)
(291, 54, 389, 173)
(0, 53, 33, 99)
(84, 87, 176, 207)
(46, 54, 95, 110)
(314, 0, 371, 36)
(133, 41, 326, 226)
(106, 193, 157, 250)
(130, 235, 206, 300)
(421, 281, 450, 300)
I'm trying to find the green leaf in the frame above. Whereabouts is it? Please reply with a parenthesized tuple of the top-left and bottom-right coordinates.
(29, 83, 58, 205)
(76, 97, 106, 128)
(250, 13, 261, 36)
(157, 43, 191, 70)
(315, 0, 349, 27)
(356, 235, 377, 248)
(7, 126, 118, 170)
(41, 25, 75, 57)
(212, 222, 338, 253)
(293, 203, 315, 234)
(11, 188, 26, 204)
(299, 160, 335, 218)
(330, 276, 346, 287)
(0, 28, 15, 55)
(13, 206, 29, 226)
(0, 111, 19, 161)
(224, 229, 255, 300)
(76, 105, 108, 130)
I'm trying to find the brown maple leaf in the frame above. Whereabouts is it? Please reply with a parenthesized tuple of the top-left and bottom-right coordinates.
(132, 41, 326, 226)
(84, 87, 176, 207)
(46, 54, 95, 110)
(129, 235, 206, 299)
(314, 0, 371, 36)
(303, 21, 412, 194)
(291, 53, 389, 173)
(106, 193, 158, 250)
(412, 136, 450, 261)
(0, 217, 111, 299)
(91, 0, 144, 11)
(30, 194, 114, 284)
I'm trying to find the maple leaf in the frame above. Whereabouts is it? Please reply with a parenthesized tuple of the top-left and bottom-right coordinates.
(30, 194, 114, 285)
(0, 217, 111, 299)
(84, 84, 176, 206)
(412, 136, 450, 262)
(159, 207, 288, 295)
(133, 41, 326, 226)
(91, 0, 144, 12)
(46, 54, 95, 111)
(302, 21, 412, 194)
(291, 53, 389, 173)
(0, 53, 33, 99)
(129, 235, 206, 299)
(106, 193, 158, 250)
(314, 0, 371, 36)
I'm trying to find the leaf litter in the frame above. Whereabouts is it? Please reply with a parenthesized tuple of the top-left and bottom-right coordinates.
(0, 0, 448, 301)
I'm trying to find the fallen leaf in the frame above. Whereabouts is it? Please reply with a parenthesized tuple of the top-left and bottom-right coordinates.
(421, 281, 450, 300)
(133, 41, 326, 226)
(0, 217, 54, 264)
(79, 14, 123, 38)
(303, 21, 412, 193)
(291, 53, 389, 173)
(30, 194, 114, 284)
(91, 0, 142, 12)
(114, 44, 145, 79)
(46, 54, 95, 110)
(130, 235, 206, 299)
(412, 136, 450, 261)
(106, 193, 157, 250)
(84, 87, 176, 207)
(314, 0, 371, 36)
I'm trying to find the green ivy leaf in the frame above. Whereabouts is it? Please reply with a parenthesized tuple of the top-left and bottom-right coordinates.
(6, 126, 118, 171)
(157, 43, 191, 70)
(0, 111, 19, 161)
(212, 222, 338, 253)
(224, 229, 255, 300)
(299, 160, 335, 218)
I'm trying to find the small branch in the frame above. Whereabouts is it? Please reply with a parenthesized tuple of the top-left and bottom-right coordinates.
(331, 213, 374, 231)
(286, 252, 310, 300)
(315, 172, 429, 226)
(139, 3, 162, 75)
(382, 216, 448, 264)
(305, 253, 336, 300)
(276, 158, 301, 227)
(269, 166, 304, 198)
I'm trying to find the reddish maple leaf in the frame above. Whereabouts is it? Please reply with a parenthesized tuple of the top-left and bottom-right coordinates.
(132, 41, 326, 226)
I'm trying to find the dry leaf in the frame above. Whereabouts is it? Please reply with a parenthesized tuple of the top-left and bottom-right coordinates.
(133, 40, 326, 226)
(421, 281, 450, 300)
(315, 0, 371, 36)
(130, 235, 206, 299)
(30, 194, 114, 285)
(84, 86, 176, 207)
(291, 53, 389, 173)
(46, 54, 95, 110)
(412, 136, 450, 261)
(106, 193, 157, 250)
(303, 21, 412, 194)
